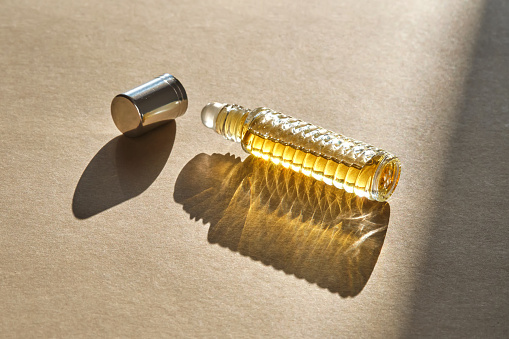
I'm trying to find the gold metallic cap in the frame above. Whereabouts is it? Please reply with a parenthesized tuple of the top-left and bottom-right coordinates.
(111, 74, 187, 137)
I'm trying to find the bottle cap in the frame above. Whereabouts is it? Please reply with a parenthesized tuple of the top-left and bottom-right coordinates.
(111, 74, 187, 137)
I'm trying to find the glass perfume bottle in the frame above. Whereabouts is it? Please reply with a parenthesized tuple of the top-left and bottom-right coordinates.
(201, 102, 401, 202)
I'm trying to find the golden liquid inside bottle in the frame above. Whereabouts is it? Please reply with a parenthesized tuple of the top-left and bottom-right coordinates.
(242, 131, 399, 200)
(201, 102, 401, 202)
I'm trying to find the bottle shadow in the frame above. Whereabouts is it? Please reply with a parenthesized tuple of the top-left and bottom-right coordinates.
(174, 153, 390, 297)
(72, 121, 176, 219)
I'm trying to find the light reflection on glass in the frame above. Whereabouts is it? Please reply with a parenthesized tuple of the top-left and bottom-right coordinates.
(174, 153, 390, 297)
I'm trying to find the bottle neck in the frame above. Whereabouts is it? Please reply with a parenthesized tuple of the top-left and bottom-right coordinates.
(215, 104, 252, 142)
(201, 103, 252, 143)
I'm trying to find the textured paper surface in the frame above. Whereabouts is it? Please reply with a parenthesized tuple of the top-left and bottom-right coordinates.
(1, 0, 508, 337)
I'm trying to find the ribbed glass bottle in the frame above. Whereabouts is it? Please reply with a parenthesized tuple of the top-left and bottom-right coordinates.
(201, 102, 401, 202)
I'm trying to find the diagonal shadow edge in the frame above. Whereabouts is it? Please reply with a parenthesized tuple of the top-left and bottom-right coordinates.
(403, 2, 509, 336)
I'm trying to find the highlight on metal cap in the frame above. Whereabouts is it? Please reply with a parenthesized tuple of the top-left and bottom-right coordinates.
(111, 73, 187, 137)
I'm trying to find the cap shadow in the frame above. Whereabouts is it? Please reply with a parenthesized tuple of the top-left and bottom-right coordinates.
(72, 121, 176, 219)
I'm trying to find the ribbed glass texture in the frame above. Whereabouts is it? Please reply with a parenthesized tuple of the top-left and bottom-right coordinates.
(211, 104, 401, 202)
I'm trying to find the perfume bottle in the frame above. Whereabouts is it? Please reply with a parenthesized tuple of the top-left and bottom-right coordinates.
(201, 103, 401, 202)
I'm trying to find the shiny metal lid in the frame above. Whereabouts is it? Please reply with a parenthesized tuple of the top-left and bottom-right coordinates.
(111, 74, 187, 137)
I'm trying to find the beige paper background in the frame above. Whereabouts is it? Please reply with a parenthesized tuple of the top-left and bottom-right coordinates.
(1, 0, 508, 337)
